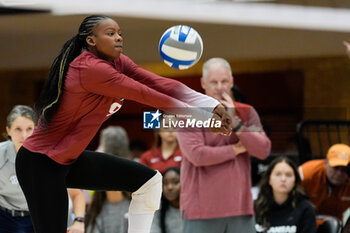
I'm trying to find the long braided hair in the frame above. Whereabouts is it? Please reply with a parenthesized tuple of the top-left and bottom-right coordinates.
(35, 15, 112, 127)
(255, 156, 307, 231)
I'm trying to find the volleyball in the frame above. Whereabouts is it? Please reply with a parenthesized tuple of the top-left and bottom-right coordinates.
(158, 25, 203, 70)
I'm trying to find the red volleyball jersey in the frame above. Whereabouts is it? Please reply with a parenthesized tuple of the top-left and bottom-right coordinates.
(24, 51, 218, 164)
(140, 147, 182, 174)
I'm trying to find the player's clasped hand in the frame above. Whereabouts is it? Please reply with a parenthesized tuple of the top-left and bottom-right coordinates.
(212, 104, 233, 136)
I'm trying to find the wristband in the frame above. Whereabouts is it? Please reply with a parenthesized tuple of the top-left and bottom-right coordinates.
(74, 217, 85, 223)
(233, 117, 243, 132)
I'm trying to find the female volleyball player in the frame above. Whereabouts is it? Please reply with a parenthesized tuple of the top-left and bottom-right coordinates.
(15, 15, 232, 233)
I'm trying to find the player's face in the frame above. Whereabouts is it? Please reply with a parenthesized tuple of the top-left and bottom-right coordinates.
(326, 161, 349, 186)
(201, 64, 233, 101)
(269, 162, 295, 197)
(6, 116, 35, 152)
(88, 18, 123, 62)
(163, 170, 180, 203)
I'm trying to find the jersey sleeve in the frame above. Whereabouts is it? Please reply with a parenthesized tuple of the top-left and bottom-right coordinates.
(120, 55, 220, 110)
(80, 59, 190, 112)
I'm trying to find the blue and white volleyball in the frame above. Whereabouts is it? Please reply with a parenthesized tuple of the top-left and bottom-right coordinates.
(158, 25, 203, 70)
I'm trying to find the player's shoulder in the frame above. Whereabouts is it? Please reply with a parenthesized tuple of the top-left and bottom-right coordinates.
(73, 51, 109, 67)
(76, 52, 117, 77)
(117, 53, 136, 67)
(118, 53, 129, 61)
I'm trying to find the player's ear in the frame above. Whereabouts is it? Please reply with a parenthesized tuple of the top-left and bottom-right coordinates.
(86, 35, 96, 47)
(5, 126, 11, 137)
(200, 77, 206, 90)
(230, 76, 234, 88)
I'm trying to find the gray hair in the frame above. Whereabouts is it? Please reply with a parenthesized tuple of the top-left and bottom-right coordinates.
(4, 105, 37, 140)
(6, 105, 37, 128)
(202, 57, 233, 80)
(100, 126, 130, 159)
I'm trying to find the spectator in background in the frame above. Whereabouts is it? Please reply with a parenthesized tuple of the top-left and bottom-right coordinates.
(96, 126, 131, 159)
(84, 125, 134, 207)
(0, 105, 37, 233)
(151, 166, 182, 233)
(85, 126, 131, 233)
(140, 129, 182, 174)
(177, 57, 271, 233)
(0, 105, 86, 233)
(85, 191, 130, 233)
(298, 144, 350, 223)
(255, 156, 316, 233)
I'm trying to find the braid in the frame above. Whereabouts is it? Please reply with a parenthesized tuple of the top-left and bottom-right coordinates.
(35, 15, 112, 127)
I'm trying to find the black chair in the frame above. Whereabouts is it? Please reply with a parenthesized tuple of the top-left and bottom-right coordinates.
(316, 215, 342, 233)
(296, 120, 350, 164)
